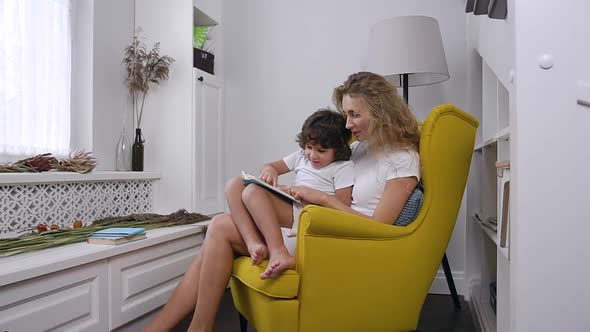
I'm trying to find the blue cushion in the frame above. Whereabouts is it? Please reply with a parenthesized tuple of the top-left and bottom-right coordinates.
(394, 187, 424, 226)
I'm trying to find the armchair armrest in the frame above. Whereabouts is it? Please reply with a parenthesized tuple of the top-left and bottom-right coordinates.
(294, 205, 428, 330)
(299, 205, 414, 239)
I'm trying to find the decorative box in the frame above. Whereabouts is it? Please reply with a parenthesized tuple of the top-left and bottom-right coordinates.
(193, 48, 214, 75)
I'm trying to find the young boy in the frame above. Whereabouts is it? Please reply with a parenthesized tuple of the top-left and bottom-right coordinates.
(229, 109, 354, 278)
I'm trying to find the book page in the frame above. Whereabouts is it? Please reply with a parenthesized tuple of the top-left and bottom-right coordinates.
(241, 171, 301, 203)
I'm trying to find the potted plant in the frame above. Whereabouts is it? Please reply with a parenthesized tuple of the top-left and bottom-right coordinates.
(122, 33, 175, 171)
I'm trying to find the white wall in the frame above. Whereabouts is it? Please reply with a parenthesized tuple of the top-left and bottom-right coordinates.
(511, 0, 590, 330)
(134, 0, 194, 213)
(92, 0, 134, 170)
(70, 0, 94, 152)
(223, 0, 469, 293)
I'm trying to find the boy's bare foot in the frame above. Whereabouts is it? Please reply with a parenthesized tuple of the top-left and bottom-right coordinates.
(248, 243, 268, 266)
(260, 250, 295, 279)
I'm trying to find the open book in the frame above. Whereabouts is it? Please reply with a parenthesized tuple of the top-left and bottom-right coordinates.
(241, 171, 301, 203)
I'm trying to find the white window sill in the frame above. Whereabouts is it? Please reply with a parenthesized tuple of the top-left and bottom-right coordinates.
(0, 171, 161, 185)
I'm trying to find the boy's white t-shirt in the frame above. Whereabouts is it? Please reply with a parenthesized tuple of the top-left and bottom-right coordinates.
(350, 141, 420, 217)
(281, 149, 354, 255)
(282, 150, 354, 193)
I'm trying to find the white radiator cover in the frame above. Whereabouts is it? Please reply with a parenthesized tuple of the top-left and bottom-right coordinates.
(0, 172, 159, 235)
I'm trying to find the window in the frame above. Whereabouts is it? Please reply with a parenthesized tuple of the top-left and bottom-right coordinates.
(0, 0, 72, 162)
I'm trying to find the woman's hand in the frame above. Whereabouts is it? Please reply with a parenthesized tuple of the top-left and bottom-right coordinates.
(289, 185, 327, 205)
(277, 184, 291, 193)
(259, 165, 279, 186)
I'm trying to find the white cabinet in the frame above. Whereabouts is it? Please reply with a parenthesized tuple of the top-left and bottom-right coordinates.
(0, 226, 205, 332)
(192, 69, 225, 214)
(135, 0, 224, 215)
(108, 234, 203, 330)
(0, 261, 108, 332)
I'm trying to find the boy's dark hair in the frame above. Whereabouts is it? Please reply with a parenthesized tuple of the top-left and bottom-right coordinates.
(296, 109, 352, 161)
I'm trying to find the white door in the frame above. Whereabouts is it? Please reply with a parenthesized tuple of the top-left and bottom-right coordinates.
(192, 69, 225, 215)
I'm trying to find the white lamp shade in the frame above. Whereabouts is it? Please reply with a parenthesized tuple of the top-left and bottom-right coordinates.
(368, 16, 450, 87)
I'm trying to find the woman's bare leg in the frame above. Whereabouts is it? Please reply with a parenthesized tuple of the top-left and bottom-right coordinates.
(188, 213, 249, 332)
(144, 214, 249, 332)
(143, 244, 204, 331)
(241, 185, 295, 279)
(225, 176, 268, 265)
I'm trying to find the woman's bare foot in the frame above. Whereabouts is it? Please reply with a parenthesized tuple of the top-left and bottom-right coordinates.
(248, 243, 268, 266)
(260, 250, 295, 279)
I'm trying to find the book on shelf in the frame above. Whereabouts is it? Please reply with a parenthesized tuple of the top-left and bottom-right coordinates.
(495, 159, 510, 177)
(241, 171, 301, 203)
(499, 179, 510, 248)
(495, 160, 510, 169)
(495, 160, 511, 252)
(87, 227, 146, 245)
(481, 217, 498, 232)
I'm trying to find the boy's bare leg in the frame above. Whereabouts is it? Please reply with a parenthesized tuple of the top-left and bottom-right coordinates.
(225, 177, 268, 265)
(242, 185, 295, 279)
(187, 213, 250, 332)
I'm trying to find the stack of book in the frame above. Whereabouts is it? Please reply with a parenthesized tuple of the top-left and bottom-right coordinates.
(481, 217, 498, 232)
(473, 212, 498, 232)
(87, 227, 146, 245)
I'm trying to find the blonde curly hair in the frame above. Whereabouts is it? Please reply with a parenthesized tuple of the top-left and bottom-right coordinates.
(332, 72, 420, 152)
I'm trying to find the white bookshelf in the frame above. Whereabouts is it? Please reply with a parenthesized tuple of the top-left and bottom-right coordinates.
(467, 53, 512, 332)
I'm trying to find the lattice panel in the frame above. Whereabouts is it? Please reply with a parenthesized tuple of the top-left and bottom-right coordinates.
(0, 180, 154, 233)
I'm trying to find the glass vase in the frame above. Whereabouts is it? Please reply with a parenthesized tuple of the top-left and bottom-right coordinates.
(115, 126, 131, 171)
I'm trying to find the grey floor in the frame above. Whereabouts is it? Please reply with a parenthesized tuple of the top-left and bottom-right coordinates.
(174, 289, 476, 332)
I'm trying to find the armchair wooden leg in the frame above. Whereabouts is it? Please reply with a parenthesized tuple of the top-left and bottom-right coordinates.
(238, 312, 248, 332)
(442, 253, 461, 311)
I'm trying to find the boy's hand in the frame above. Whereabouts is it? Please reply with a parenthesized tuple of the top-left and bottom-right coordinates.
(259, 165, 279, 186)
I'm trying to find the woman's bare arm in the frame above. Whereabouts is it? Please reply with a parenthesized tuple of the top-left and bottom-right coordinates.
(334, 186, 353, 206)
(290, 185, 360, 216)
(291, 176, 417, 224)
(371, 177, 417, 224)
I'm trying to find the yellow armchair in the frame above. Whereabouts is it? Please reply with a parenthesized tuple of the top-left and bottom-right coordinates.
(229, 104, 479, 332)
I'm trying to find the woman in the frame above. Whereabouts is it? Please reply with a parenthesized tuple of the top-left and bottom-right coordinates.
(289, 71, 421, 223)
(143, 72, 421, 332)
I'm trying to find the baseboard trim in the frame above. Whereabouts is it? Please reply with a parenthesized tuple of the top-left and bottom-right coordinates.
(468, 278, 496, 332)
(428, 270, 466, 296)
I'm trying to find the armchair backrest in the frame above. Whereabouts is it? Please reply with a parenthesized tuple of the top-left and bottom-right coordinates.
(402, 103, 479, 303)
(414, 103, 478, 245)
(294, 104, 479, 332)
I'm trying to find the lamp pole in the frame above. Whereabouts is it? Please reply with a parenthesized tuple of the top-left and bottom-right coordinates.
(402, 73, 409, 104)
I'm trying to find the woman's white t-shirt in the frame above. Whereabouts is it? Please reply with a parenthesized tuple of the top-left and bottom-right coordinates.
(350, 141, 420, 216)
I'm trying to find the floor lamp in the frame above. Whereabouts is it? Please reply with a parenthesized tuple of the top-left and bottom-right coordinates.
(367, 15, 450, 104)
(367, 16, 460, 310)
